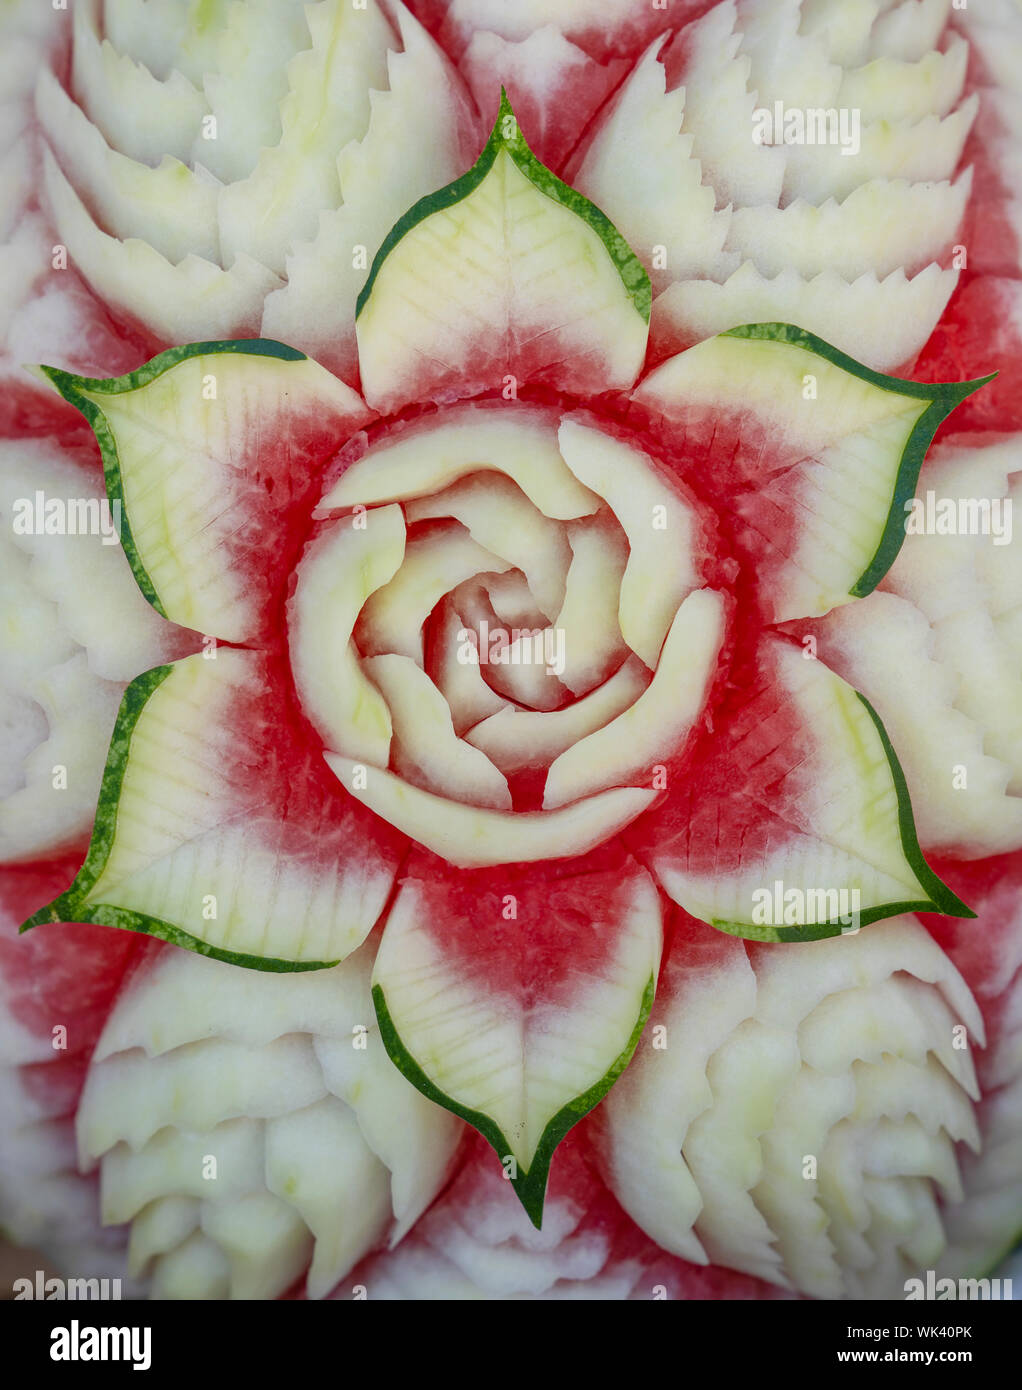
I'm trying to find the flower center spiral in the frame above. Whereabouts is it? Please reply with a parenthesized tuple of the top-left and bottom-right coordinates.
(288, 402, 726, 867)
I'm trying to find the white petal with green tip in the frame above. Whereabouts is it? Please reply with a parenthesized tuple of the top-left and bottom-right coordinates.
(355, 98, 650, 412)
(48, 346, 366, 643)
(652, 262, 957, 375)
(639, 330, 930, 455)
(636, 329, 971, 620)
(653, 639, 957, 932)
(372, 867, 662, 1174)
(61, 651, 398, 966)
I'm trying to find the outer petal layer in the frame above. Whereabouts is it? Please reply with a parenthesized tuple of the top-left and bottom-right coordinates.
(633, 325, 990, 622)
(638, 633, 972, 940)
(40, 342, 370, 643)
(0, 435, 194, 863)
(371, 850, 663, 1223)
(348, 1130, 787, 1300)
(23, 650, 405, 969)
(354, 93, 650, 413)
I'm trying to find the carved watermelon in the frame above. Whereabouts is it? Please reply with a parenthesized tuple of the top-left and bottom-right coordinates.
(0, 0, 1019, 1302)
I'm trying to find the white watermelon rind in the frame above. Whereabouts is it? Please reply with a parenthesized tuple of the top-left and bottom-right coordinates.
(37, 338, 310, 622)
(19, 665, 340, 973)
(719, 323, 995, 597)
(354, 88, 651, 326)
(372, 976, 655, 1229)
(708, 691, 977, 944)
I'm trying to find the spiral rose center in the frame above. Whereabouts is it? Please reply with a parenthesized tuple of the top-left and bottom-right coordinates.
(288, 404, 726, 867)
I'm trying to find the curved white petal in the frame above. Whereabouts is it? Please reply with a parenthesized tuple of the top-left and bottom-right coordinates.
(290, 505, 407, 768)
(544, 589, 725, 808)
(325, 754, 656, 867)
(557, 418, 698, 668)
(362, 653, 511, 810)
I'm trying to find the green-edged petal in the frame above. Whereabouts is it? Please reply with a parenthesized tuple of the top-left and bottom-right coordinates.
(22, 650, 405, 970)
(39, 340, 370, 643)
(371, 852, 663, 1225)
(634, 323, 992, 621)
(355, 91, 651, 414)
(637, 632, 974, 942)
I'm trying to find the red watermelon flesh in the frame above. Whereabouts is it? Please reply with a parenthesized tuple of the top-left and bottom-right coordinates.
(346, 1127, 790, 1300)
(0, 270, 164, 443)
(460, 32, 630, 174)
(409, 0, 708, 70)
(911, 20, 1022, 427)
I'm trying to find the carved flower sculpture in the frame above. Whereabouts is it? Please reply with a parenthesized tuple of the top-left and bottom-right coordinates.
(1, 0, 1020, 1304)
